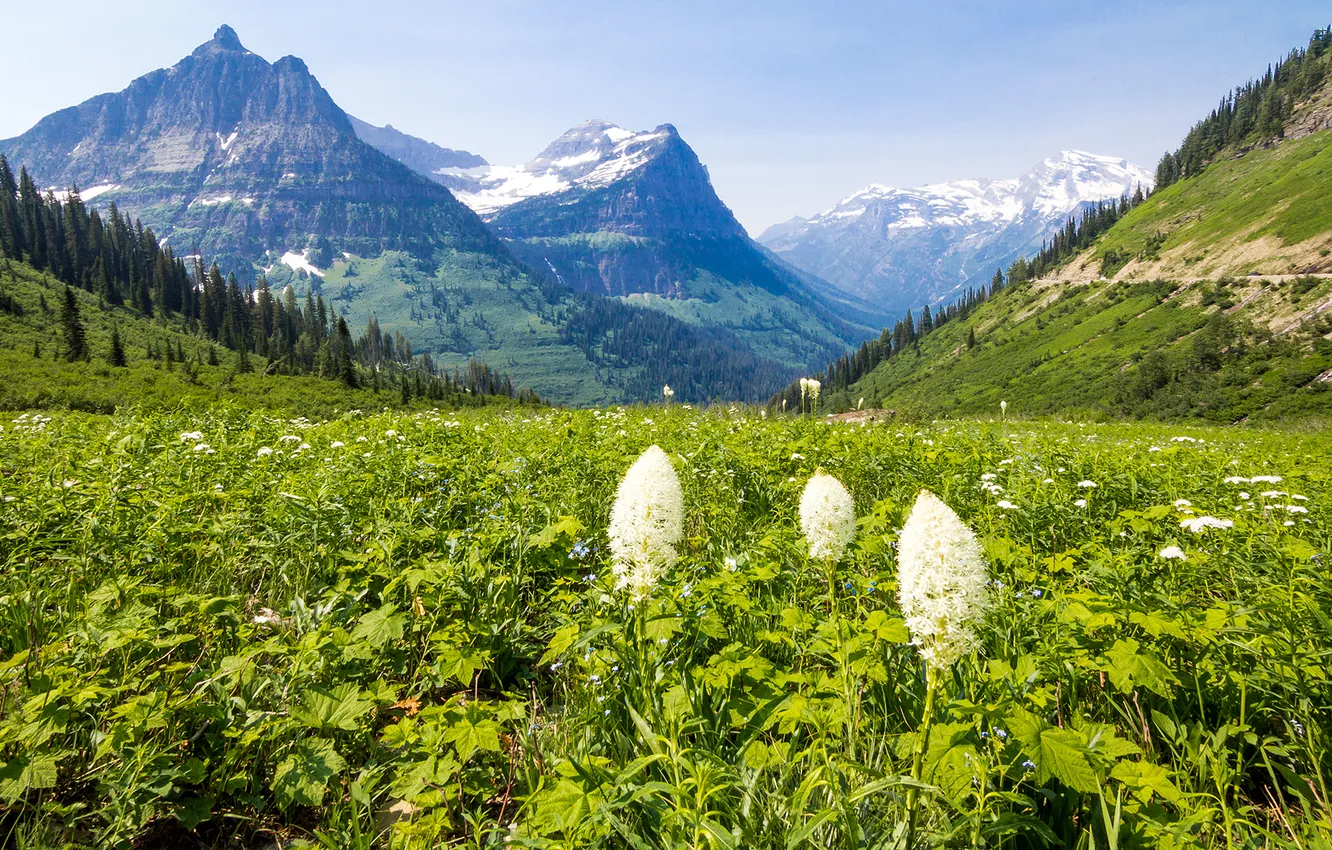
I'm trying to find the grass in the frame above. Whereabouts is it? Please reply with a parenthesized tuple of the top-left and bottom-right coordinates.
(279, 250, 622, 408)
(1, 406, 1329, 848)
(1094, 129, 1332, 275)
(0, 261, 521, 417)
(837, 276, 1332, 423)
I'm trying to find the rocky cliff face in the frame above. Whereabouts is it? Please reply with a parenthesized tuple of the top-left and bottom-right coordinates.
(0, 26, 496, 275)
(759, 151, 1153, 315)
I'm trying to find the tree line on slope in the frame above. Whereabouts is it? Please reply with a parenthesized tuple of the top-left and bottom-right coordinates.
(1156, 26, 1332, 189)
(771, 278, 1001, 410)
(0, 154, 538, 404)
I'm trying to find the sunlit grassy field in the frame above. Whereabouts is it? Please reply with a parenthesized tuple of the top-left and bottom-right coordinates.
(1, 407, 1329, 848)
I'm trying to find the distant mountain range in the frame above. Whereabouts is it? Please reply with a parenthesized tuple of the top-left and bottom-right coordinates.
(759, 151, 1153, 315)
(0, 26, 832, 404)
(0, 23, 1153, 404)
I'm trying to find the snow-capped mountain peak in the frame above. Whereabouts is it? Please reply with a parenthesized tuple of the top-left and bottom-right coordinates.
(757, 150, 1154, 314)
(439, 120, 677, 216)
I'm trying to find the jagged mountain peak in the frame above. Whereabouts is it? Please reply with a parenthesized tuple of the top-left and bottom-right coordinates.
(441, 120, 685, 216)
(193, 24, 249, 56)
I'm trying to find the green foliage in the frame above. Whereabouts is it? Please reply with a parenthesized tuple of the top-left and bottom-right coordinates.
(1156, 27, 1332, 188)
(0, 260, 535, 415)
(1, 407, 1329, 847)
(1096, 129, 1332, 269)
(825, 275, 1332, 423)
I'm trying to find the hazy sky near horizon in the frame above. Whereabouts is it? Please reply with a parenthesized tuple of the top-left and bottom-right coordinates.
(1, 1, 1328, 233)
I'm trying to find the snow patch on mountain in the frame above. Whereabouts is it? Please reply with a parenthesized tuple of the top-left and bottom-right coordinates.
(44, 184, 121, 202)
(442, 120, 673, 216)
(277, 250, 324, 278)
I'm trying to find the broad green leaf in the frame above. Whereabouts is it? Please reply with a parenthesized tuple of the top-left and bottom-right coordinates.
(291, 683, 372, 731)
(443, 707, 502, 761)
(352, 603, 406, 648)
(0, 755, 59, 802)
(1110, 760, 1181, 803)
(1038, 728, 1098, 793)
(272, 738, 346, 810)
(1103, 638, 1179, 697)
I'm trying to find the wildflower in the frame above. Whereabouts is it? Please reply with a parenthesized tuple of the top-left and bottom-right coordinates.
(999, 400, 1007, 417)
(1159, 545, 1186, 561)
(799, 470, 856, 561)
(607, 445, 685, 598)
(1250, 475, 1282, 484)
(1239, 491, 1251, 500)
(896, 490, 990, 671)
(1223, 476, 1248, 484)
(330, 441, 345, 449)
(256, 446, 273, 457)
(1173, 499, 1192, 508)
(179, 431, 204, 442)
(662, 384, 675, 401)
(1077, 480, 1097, 489)
(279, 434, 300, 443)
(1180, 516, 1233, 533)
(1074, 499, 1088, 508)
(996, 500, 1018, 510)
(724, 556, 738, 572)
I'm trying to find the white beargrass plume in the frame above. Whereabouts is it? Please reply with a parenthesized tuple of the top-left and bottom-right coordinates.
(607, 445, 684, 598)
(799, 470, 856, 562)
(896, 489, 990, 845)
(896, 489, 990, 671)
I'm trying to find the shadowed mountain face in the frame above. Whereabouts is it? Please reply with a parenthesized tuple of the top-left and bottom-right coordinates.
(433, 120, 890, 365)
(0, 25, 497, 274)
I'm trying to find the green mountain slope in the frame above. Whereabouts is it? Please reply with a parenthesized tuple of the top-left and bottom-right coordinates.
(787, 27, 1332, 423)
(1060, 27, 1332, 281)
(1068, 129, 1332, 280)
(0, 258, 525, 415)
(820, 274, 1332, 422)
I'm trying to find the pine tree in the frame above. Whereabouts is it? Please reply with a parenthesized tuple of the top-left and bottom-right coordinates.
(337, 317, 357, 388)
(108, 325, 126, 366)
(967, 327, 977, 349)
(60, 285, 87, 362)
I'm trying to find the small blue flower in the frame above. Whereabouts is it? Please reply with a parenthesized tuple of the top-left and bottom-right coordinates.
(1022, 759, 1035, 770)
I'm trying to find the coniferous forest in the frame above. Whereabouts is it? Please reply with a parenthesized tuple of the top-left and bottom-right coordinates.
(0, 154, 538, 402)
(1155, 26, 1332, 188)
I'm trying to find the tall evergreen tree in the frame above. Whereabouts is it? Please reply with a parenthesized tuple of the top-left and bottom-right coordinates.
(108, 324, 126, 366)
(336, 317, 357, 388)
(60, 285, 87, 362)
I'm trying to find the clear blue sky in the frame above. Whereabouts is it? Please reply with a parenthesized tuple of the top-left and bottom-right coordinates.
(2, 0, 1327, 234)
